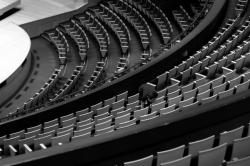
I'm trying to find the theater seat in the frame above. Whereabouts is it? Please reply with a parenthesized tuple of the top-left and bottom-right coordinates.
(219, 126, 244, 145)
(231, 135, 250, 160)
(157, 145, 185, 166)
(188, 135, 215, 156)
(198, 143, 227, 166)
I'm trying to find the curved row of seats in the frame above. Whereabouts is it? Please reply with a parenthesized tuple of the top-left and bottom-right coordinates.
(1, 107, 250, 165)
(19, 25, 76, 111)
(91, 3, 131, 72)
(60, 20, 90, 62)
(190, 16, 241, 65)
(42, 28, 69, 65)
(92, 3, 131, 54)
(20, 9, 110, 109)
(125, 0, 173, 44)
(50, 64, 85, 101)
(146, 16, 250, 112)
(154, 15, 250, 92)
(22, 67, 64, 111)
(235, 0, 249, 16)
(107, 0, 152, 50)
(4, 62, 250, 161)
(75, 11, 110, 58)
(83, 61, 106, 91)
(20, 21, 91, 109)
(172, 3, 198, 33)
(123, 125, 250, 166)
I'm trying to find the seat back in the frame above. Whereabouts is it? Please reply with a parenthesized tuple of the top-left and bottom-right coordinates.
(198, 143, 227, 166)
(219, 126, 244, 145)
(157, 145, 185, 166)
(232, 135, 250, 160)
(188, 135, 215, 156)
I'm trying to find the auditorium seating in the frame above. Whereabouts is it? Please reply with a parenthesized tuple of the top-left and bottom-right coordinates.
(11, 0, 211, 117)
(152, 15, 250, 105)
(83, 61, 106, 90)
(122, 124, 250, 166)
(13, 0, 212, 116)
(107, 0, 152, 50)
(60, 20, 89, 62)
(91, 3, 131, 72)
(231, 135, 250, 160)
(23, 67, 64, 110)
(125, 0, 173, 44)
(43, 28, 69, 65)
(50, 64, 85, 101)
(1, 85, 250, 161)
(2, 0, 250, 165)
(173, 6, 194, 32)
(92, 3, 130, 54)
(157, 145, 185, 166)
(75, 10, 110, 58)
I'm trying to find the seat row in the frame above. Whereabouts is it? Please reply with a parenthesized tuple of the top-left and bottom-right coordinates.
(92, 3, 131, 54)
(152, 39, 250, 110)
(2, 103, 250, 166)
(58, 0, 212, 99)
(43, 28, 69, 65)
(21, 66, 64, 111)
(125, 0, 173, 44)
(17, 60, 250, 136)
(194, 15, 243, 64)
(143, 22, 250, 112)
(50, 64, 85, 101)
(123, 124, 250, 166)
(107, 0, 152, 50)
(156, 41, 250, 95)
(153, 68, 250, 115)
(75, 11, 110, 58)
(20, 19, 91, 111)
(3, 68, 250, 160)
(92, 3, 131, 73)
(235, 0, 249, 16)
(172, 6, 193, 32)
(0, 90, 141, 158)
(83, 61, 106, 91)
(60, 19, 89, 62)
(154, 16, 250, 91)
(173, 34, 250, 86)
